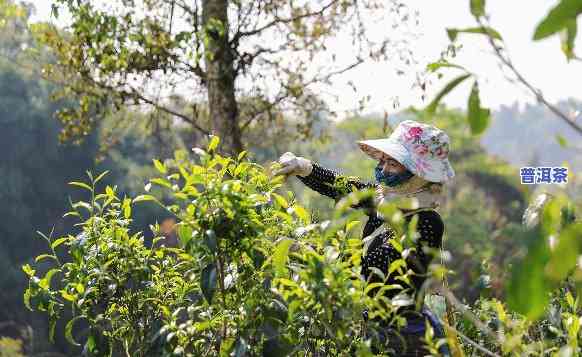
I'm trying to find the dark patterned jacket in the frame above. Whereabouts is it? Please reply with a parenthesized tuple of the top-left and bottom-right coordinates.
(297, 162, 444, 311)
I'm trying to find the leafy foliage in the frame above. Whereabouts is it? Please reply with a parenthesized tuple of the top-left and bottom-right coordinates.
(533, 0, 582, 59)
(25, 138, 430, 356)
(32, 0, 414, 154)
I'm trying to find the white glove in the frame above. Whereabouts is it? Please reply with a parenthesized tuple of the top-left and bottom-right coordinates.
(273, 152, 313, 177)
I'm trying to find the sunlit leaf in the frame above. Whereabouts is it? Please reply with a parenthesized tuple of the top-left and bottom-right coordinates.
(446, 26, 502, 41)
(271, 192, 289, 209)
(133, 195, 156, 203)
(533, 0, 582, 40)
(68, 181, 92, 191)
(51, 237, 68, 249)
(546, 223, 582, 281)
(273, 239, 293, 276)
(35, 254, 57, 263)
(65, 316, 84, 346)
(150, 178, 172, 189)
(470, 0, 486, 17)
(94, 170, 109, 184)
(426, 61, 466, 72)
(122, 198, 131, 219)
(177, 224, 193, 246)
(561, 19, 578, 59)
(467, 81, 490, 135)
(208, 135, 220, 152)
(153, 159, 167, 174)
(22, 264, 35, 277)
(290, 204, 310, 224)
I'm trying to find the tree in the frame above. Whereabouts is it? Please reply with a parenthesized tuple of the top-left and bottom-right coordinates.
(33, 0, 414, 155)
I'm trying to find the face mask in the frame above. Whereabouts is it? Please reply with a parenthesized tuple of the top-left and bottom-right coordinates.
(375, 163, 414, 187)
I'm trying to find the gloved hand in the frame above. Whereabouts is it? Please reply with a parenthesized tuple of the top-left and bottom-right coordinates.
(273, 152, 313, 177)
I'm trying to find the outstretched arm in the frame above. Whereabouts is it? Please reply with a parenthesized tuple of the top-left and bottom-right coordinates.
(274, 152, 376, 212)
(297, 161, 376, 211)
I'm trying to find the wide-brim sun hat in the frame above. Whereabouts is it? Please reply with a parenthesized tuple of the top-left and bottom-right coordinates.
(357, 120, 455, 183)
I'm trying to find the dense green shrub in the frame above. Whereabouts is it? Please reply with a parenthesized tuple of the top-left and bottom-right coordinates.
(24, 137, 428, 356)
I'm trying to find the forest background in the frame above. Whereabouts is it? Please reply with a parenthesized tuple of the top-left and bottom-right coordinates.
(1, 0, 582, 355)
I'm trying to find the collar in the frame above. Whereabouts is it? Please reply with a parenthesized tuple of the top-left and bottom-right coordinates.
(376, 185, 442, 211)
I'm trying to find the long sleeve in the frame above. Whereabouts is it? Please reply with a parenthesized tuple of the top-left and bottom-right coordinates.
(405, 211, 444, 277)
(296, 162, 376, 211)
(361, 210, 444, 300)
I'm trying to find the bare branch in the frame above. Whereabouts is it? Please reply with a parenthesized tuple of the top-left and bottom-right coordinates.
(433, 283, 503, 346)
(439, 319, 501, 357)
(240, 93, 287, 131)
(80, 74, 211, 135)
(231, 0, 340, 41)
(476, 17, 582, 136)
(127, 85, 210, 135)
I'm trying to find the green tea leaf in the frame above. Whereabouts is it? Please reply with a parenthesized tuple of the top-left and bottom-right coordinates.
(562, 19, 578, 59)
(271, 192, 289, 209)
(65, 316, 84, 346)
(470, 0, 486, 17)
(133, 195, 156, 203)
(51, 237, 68, 249)
(426, 61, 466, 72)
(177, 224, 193, 246)
(35, 254, 57, 263)
(346, 220, 361, 233)
(122, 198, 131, 219)
(507, 228, 551, 320)
(204, 229, 218, 253)
(150, 178, 173, 189)
(467, 81, 490, 135)
(22, 264, 35, 277)
(273, 239, 293, 276)
(546, 223, 582, 281)
(447, 26, 502, 41)
(533, 0, 582, 40)
(153, 159, 167, 174)
(208, 135, 220, 152)
(426, 74, 472, 114)
(94, 170, 109, 185)
(68, 181, 92, 191)
(291, 204, 310, 224)
(220, 337, 236, 357)
(201, 263, 217, 304)
(40, 268, 61, 289)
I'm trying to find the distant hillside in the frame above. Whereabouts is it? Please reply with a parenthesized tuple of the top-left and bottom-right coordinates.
(481, 100, 582, 174)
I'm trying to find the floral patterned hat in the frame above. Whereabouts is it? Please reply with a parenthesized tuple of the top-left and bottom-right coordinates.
(357, 120, 455, 183)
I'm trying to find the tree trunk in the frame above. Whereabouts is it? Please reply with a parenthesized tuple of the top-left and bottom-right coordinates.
(202, 0, 243, 156)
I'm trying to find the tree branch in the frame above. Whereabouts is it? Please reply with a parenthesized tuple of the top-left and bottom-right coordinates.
(127, 85, 210, 135)
(433, 283, 503, 347)
(439, 319, 501, 357)
(476, 16, 582, 136)
(82, 75, 211, 135)
(231, 0, 340, 42)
